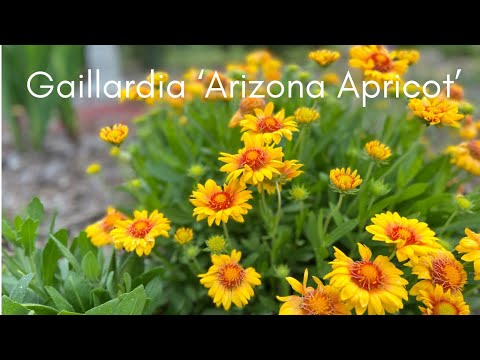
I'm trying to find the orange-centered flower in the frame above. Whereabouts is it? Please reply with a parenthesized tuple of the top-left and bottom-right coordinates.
(219, 134, 284, 185)
(240, 102, 298, 145)
(277, 268, 350, 315)
(190, 178, 253, 226)
(446, 140, 480, 176)
(409, 251, 467, 299)
(199, 250, 261, 311)
(329, 167, 362, 193)
(99, 123, 129, 145)
(365, 140, 392, 161)
(309, 49, 340, 67)
(418, 284, 470, 315)
(110, 210, 171, 256)
(408, 97, 464, 128)
(324, 243, 409, 315)
(85, 207, 127, 248)
(366, 211, 441, 262)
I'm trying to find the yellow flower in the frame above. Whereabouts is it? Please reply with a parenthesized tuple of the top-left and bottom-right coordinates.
(365, 140, 392, 161)
(85, 162, 101, 174)
(109, 146, 120, 157)
(185, 82, 205, 98)
(199, 250, 261, 311)
(256, 160, 303, 195)
(366, 211, 441, 262)
(324, 243, 409, 315)
(446, 140, 480, 176)
(322, 72, 340, 85)
(459, 116, 478, 140)
(147, 71, 169, 86)
(239, 102, 298, 145)
(350, 45, 409, 84)
(409, 251, 467, 298)
(418, 284, 469, 315)
(190, 178, 253, 226)
(408, 97, 464, 128)
(262, 59, 282, 82)
(174, 227, 194, 245)
(455, 228, 480, 280)
(277, 268, 351, 315)
(205, 235, 227, 254)
(219, 134, 284, 185)
(110, 210, 171, 256)
(329, 167, 362, 193)
(202, 71, 231, 100)
(294, 107, 320, 124)
(99, 123, 129, 145)
(85, 207, 127, 248)
(391, 49, 420, 65)
(246, 50, 272, 66)
(229, 98, 267, 128)
(309, 49, 340, 67)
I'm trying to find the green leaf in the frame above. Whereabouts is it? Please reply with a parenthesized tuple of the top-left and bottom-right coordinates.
(106, 271, 116, 298)
(27, 197, 44, 223)
(396, 183, 429, 203)
(70, 231, 97, 258)
(123, 272, 132, 293)
(14, 216, 23, 232)
(49, 233, 81, 272)
(2, 296, 31, 315)
(326, 219, 358, 246)
(19, 218, 38, 256)
(57, 310, 82, 315)
(85, 298, 120, 315)
(10, 273, 34, 303)
(81, 251, 99, 280)
(64, 273, 92, 313)
(91, 288, 111, 307)
(144, 278, 164, 314)
(2, 219, 18, 244)
(23, 304, 58, 315)
(42, 229, 68, 286)
(114, 285, 147, 315)
(132, 266, 164, 288)
(45, 286, 75, 312)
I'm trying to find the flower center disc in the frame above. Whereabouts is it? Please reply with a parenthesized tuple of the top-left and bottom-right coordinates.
(338, 175, 354, 188)
(351, 261, 383, 290)
(388, 225, 417, 245)
(431, 258, 465, 292)
(433, 301, 458, 315)
(209, 192, 232, 210)
(467, 141, 480, 160)
(259, 116, 282, 132)
(371, 52, 393, 73)
(128, 220, 152, 238)
(219, 264, 245, 289)
(242, 149, 266, 170)
(302, 290, 330, 315)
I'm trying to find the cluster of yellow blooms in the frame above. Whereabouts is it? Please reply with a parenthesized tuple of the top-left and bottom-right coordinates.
(88, 46, 479, 315)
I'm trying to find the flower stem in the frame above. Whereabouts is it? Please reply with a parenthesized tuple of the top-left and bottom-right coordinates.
(272, 181, 283, 241)
(292, 124, 308, 158)
(222, 222, 233, 247)
(440, 209, 459, 235)
(323, 194, 344, 236)
(388, 249, 396, 261)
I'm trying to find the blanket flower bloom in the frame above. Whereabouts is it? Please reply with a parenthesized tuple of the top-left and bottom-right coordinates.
(324, 243, 408, 315)
(365, 140, 392, 161)
(277, 268, 350, 315)
(86, 207, 127, 248)
(446, 140, 480, 176)
(174, 227, 194, 245)
(99, 123, 129, 145)
(111, 210, 170, 256)
(366, 211, 441, 262)
(309, 49, 340, 67)
(418, 284, 469, 315)
(190, 178, 253, 226)
(329, 167, 362, 193)
(409, 251, 467, 298)
(408, 97, 464, 128)
(199, 250, 261, 310)
(219, 134, 284, 185)
(240, 102, 298, 144)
